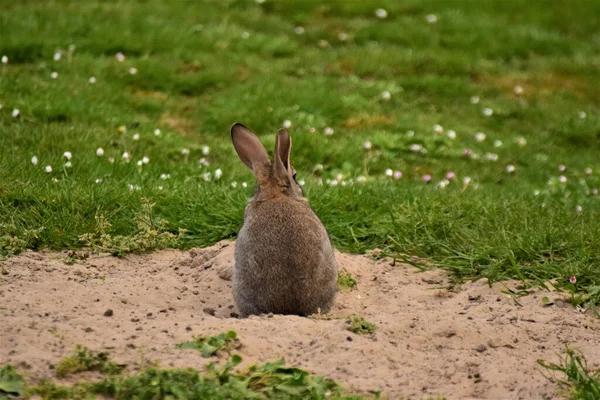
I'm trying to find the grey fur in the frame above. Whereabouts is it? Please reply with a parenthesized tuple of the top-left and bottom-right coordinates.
(231, 123, 338, 317)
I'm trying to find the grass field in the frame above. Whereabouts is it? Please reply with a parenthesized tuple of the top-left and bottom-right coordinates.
(1, 1, 599, 299)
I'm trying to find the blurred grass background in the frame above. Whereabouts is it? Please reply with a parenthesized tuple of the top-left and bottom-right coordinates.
(0, 0, 599, 299)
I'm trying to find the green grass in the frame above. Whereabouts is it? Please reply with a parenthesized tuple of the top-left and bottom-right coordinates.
(538, 346, 600, 400)
(0, 1, 599, 306)
(0, 344, 378, 400)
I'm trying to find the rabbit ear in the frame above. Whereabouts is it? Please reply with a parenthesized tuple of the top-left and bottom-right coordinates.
(275, 128, 291, 171)
(274, 128, 292, 182)
(231, 123, 270, 172)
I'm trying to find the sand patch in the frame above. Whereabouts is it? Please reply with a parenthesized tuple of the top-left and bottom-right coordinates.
(1, 242, 598, 399)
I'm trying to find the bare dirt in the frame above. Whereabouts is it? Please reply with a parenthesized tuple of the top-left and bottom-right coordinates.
(1, 242, 598, 399)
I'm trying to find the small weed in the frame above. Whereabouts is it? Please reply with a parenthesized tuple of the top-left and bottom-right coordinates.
(338, 271, 358, 292)
(0, 226, 44, 257)
(55, 345, 126, 378)
(347, 315, 378, 335)
(0, 365, 25, 398)
(176, 330, 240, 358)
(538, 346, 600, 399)
(79, 199, 186, 256)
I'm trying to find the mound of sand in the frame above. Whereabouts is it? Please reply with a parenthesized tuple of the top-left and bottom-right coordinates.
(1, 242, 598, 399)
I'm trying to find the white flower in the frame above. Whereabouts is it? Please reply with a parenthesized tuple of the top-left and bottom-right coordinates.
(118, 125, 127, 133)
(203, 172, 211, 182)
(241, 31, 250, 39)
(475, 132, 486, 142)
(394, 171, 402, 179)
(158, 186, 163, 191)
(558, 164, 566, 172)
(45, 165, 52, 173)
(336, 173, 343, 182)
(309, 127, 316, 133)
(513, 85, 524, 95)
(160, 173, 170, 180)
(51, 71, 58, 79)
(579, 179, 586, 185)
(294, 26, 305, 35)
(385, 168, 393, 177)
(559, 175, 567, 183)
(328, 179, 338, 186)
(381, 91, 391, 100)
(231, 181, 238, 188)
(65, 161, 72, 168)
(283, 120, 292, 129)
(31, 156, 38, 166)
(242, 182, 248, 188)
(533, 190, 540, 196)
(406, 130, 415, 137)
(447, 130, 456, 139)
(484, 152, 498, 161)
(356, 176, 367, 183)
(12, 109, 20, 118)
(506, 165, 515, 173)
(298, 179, 305, 186)
(433, 124, 443, 134)
(585, 168, 592, 175)
(578, 111, 586, 119)
(493, 140, 502, 147)
(181, 148, 190, 155)
(129, 67, 138, 75)
(89, 76, 97, 84)
(483, 108, 493, 116)
(463, 176, 472, 185)
(1, 55, 7, 64)
(115, 52, 125, 62)
(154, 129, 161, 136)
(63, 151, 72, 160)
(214, 168, 223, 179)
(516, 137, 527, 146)
(95, 178, 103, 184)
(53, 51, 61, 61)
(375, 8, 388, 19)
(470, 96, 480, 104)
(438, 179, 450, 189)
(592, 188, 598, 196)
(142, 156, 149, 164)
(575, 205, 583, 214)
(364, 141, 372, 150)
(199, 157, 209, 166)
(410, 144, 423, 152)
(338, 32, 348, 41)
(425, 14, 438, 23)
(202, 145, 210, 155)
(137, 160, 143, 166)
(132, 133, 140, 141)
(96, 147, 104, 157)
(324, 127, 334, 135)
(122, 152, 130, 161)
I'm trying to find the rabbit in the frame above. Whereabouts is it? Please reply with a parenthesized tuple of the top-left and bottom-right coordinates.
(230, 123, 338, 317)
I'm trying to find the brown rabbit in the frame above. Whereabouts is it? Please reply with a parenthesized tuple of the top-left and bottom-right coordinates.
(230, 123, 338, 317)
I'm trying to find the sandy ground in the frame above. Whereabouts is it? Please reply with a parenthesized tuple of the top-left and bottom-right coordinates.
(1, 242, 598, 399)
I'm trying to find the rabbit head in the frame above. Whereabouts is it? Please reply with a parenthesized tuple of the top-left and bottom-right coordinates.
(231, 123, 304, 201)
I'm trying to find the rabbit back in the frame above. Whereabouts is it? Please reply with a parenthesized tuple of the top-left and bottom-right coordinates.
(233, 198, 337, 316)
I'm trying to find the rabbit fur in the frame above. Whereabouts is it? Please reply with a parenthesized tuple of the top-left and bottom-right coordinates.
(230, 123, 338, 317)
